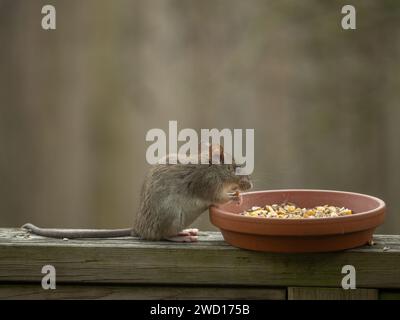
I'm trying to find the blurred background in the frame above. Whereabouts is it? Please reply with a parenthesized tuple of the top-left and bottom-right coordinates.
(0, 0, 399, 234)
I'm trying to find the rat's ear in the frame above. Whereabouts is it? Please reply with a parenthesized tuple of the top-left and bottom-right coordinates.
(197, 141, 210, 164)
(209, 144, 224, 165)
(197, 142, 224, 164)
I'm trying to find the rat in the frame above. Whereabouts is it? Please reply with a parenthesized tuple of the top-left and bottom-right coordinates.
(22, 144, 252, 242)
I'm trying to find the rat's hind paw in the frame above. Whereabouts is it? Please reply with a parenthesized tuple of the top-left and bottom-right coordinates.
(165, 235, 198, 242)
(178, 228, 199, 236)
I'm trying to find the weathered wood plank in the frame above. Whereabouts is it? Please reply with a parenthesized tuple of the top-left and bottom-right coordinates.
(288, 287, 378, 300)
(0, 229, 399, 288)
(379, 290, 400, 300)
(0, 284, 286, 300)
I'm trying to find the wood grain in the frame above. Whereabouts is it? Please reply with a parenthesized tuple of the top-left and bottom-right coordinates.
(0, 284, 285, 300)
(379, 290, 400, 300)
(288, 287, 378, 300)
(0, 229, 399, 289)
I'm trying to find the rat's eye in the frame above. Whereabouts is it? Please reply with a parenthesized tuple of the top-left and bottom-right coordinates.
(231, 163, 245, 174)
(227, 164, 237, 172)
(232, 163, 244, 170)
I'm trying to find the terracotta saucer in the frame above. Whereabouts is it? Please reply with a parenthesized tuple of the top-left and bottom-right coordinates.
(209, 189, 386, 253)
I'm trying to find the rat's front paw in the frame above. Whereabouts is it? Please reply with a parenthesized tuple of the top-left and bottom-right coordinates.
(227, 191, 243, 205)
(178, 228, 199, 236)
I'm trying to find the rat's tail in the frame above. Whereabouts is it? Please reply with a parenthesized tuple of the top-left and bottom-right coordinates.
(22, 223, 134, 239)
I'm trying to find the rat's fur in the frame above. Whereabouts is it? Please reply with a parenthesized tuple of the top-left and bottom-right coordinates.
(23, 145, 252, 241)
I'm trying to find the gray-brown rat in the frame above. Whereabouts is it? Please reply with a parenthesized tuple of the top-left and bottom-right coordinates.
(22, 144, 252, 242)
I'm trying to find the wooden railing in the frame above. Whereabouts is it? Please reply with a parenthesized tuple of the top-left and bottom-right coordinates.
(0, 228, 399, 299)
